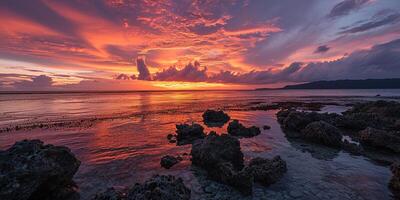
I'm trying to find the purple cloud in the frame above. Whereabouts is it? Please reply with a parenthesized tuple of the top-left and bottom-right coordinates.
(328, 0, 370, 18)
(136, 58, 152, 81)
(13, 75, 53, 90)
(314, 45, 330, 54)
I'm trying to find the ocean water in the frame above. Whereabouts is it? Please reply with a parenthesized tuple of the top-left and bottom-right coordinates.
(1, 89, 400, 199)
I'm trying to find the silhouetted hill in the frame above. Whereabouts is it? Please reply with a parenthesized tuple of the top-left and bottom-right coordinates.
(256, 79, 400, 90)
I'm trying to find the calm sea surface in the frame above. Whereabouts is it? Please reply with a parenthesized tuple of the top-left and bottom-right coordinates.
(1, 89, 400, 199)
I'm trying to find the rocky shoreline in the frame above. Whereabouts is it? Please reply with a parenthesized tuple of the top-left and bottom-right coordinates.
(1, 100, 400, 199)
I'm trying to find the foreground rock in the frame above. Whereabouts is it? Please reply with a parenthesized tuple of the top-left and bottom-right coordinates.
(390, 164, 400, 196)
(359, 127, 400, 153)
(202, 110, 230, 127)
(175, 123, 205, 145)
(191, 133, 286, 195)
(301, 121, 343, 147)
(227, 120, 261, 138)
(342, 100, 400, 131)
(191, 132, 244, 170)
(129, 175, 190, 200)
(92, 175, 191, 200)
(0, 139, 81, 200)
(244, 156, 287, 186)
(160, 155, 179, 169)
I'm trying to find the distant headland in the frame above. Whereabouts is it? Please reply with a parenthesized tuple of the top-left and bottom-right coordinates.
(256, 78, 400, 90)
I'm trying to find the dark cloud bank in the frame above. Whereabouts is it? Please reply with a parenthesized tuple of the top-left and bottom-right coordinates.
(119, 38, 400, 84)
(5, 37, 400, 91)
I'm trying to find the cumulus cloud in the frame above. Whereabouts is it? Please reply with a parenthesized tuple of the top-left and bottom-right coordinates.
(115, 74, 136, 80)
(13, 75, 54, 90)
(314, 45, 330, 54)
(136, 58, 152, 81)
(153, 61, 208, 82)
(137, 38, 400, 84)
(339, 11, 400, 34)
(328, 0, 370, 18)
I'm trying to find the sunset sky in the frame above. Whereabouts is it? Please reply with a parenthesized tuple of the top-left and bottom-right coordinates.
(1, 0, 400, 90)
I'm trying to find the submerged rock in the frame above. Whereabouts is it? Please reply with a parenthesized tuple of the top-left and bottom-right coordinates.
(175, 123, 205, 145)
(301, 121, 343, 147)
(160, 155, 179, 169)
(227, 120, 261, 138)
(128, 175, 191, 200)
(359, 127, 400, 153)
(244, 156, 287, 186)
(202, 110, 230, 127)
(191, 132, 244, 171)
(390, 164, 400, 196)
(0, 139, 81, 200)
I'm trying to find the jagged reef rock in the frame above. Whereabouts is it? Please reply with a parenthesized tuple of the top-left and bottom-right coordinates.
(359, 127, 400, 153)
(160, 155, 179, 169)
(128, 175, 190, 200)
(244, 156, 287, 186)
(202, 109, 230, 127)
(175, 123, 205, 145)
(227, 120, 261, 138)
(301, 121, 343, 147)
(92, 175, 191, 200)
(0, 139, 81, 200)
(191, 132, 244, 171)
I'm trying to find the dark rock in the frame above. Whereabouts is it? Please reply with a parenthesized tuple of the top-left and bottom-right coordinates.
(359, 127, 400, 153)
(160, 155, 179, 169)
(244, 156, 287, 186)
(342, 100, 400, 131)
(202, 110, 230, 127)
(191, 133, 244, 171)
(301, 121, 343, 147)
(92, 187, 124, 200)
(0, 139, 81, 200)
(227, 120, 261, 138)
(263, 125, 271, 130)
(207, 162, 253, 196)
(127, 175, 190, 200)
(390, 164, 400, 196)
(167, 134, 174, 140)
(175, 123, 205, 145)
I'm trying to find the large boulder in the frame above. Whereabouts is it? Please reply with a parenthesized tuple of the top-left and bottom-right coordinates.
(342, 100, 400, 131)
(127, 175, 190, 200)
(0, 139, 81, 200)
(301, 121, 343, 147)
(227, 120, 261, 138)
(207, 162, 253, 196)
(160, 155, 179, 169)
(202, 110, 230, 127)
(390, 164, 400, 196)
(175, 123, 205, 145)
(359, 127, 400, 153)
(244, 156, 287, 186)
(191, 132, 244, 171)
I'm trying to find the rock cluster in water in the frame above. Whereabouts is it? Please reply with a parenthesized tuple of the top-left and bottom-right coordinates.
(175, 123, 205, 145)
(277, 100, 400, 154)
(202, 109, 230, 127)
(191, 132, 287, 195)
(227, 119, 261, 138)
(160, 155, 182, 169)
(92, 175, 191, 200)
(0, 139, 81, 200)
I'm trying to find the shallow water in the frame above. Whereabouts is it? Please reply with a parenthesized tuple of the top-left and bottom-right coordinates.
(1, 89, 400, 199)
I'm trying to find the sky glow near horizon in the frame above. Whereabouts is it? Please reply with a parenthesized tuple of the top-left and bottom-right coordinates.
(1, 0, 400, 90)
